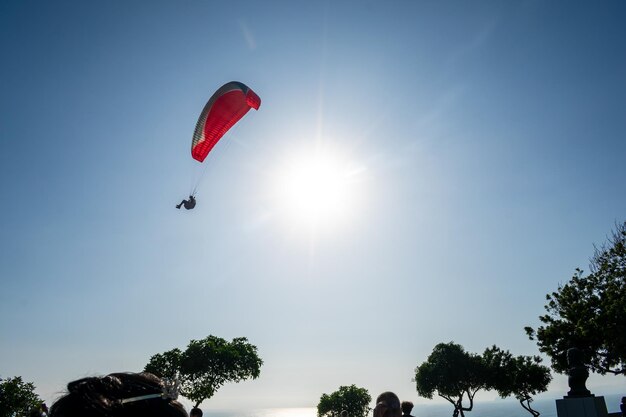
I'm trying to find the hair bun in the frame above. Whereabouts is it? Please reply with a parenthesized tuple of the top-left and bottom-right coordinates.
(67, 377, 96, 395)
(68, 375, 123, 395)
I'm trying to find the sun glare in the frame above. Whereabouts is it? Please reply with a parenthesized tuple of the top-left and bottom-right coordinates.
(271, 146, 364, 232)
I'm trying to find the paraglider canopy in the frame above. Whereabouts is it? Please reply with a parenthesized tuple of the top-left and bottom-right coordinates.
(191, 81, 261, 163)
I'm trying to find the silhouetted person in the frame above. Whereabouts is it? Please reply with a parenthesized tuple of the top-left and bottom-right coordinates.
(401, 401, 415, 417)
(190, 408, 203, 417)
(374, 392, 402, 417)
(49, 372, 187, 417)
(620, 397, 625, 417)
(176, 195, 196, 210)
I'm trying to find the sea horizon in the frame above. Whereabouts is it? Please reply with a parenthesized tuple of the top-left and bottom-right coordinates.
(202, 394, 624, 417)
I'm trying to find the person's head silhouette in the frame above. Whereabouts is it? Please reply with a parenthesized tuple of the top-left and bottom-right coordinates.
(49, 373, 187, 417)
(374, 392, 401, 417)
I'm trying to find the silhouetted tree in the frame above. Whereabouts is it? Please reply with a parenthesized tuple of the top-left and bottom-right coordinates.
(0, 376, 42, 417)
(317, 385, 371, 417)
(483, 346, 551, 417)
(414, 342, 488, 417)
(145, 335, 263, 407)
(144, 348, 184, 380)
(525, 221, 626, 375)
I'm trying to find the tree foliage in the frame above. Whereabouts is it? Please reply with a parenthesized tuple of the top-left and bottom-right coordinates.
(144, 348, 184, 380)
(414, 342, 488, 417)
(317, 385, 371, 417)
(525, 221, 626, 375)
(0, 376, 42, 417)
(145, 335, 263, 407)
(483, 346, 551, 417)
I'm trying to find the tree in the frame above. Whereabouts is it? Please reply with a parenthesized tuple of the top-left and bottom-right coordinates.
(0, 376, 43, 417)
(414, 342, 488, 417)
(145, 335, 263, 407)
(483, 346, 552, 417)
(525, 221, 626, 375)
(317, 385, 371, 417)
(144, 348, 184, 380)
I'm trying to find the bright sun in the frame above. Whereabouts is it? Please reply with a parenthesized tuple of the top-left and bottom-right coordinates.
(271, 146, 364, 232)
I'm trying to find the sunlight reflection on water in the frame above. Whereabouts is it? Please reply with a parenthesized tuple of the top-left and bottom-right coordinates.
(207, 408, 317, 417)
(253, 409, 317, 417)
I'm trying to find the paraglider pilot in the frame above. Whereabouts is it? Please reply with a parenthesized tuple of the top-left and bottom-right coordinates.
(176, 195, 196, 210)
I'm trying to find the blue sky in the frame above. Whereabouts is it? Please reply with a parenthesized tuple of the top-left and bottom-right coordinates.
(1, 0, 625, 411)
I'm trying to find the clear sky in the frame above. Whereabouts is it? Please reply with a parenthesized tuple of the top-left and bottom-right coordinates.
(1, 0, 625, 412)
